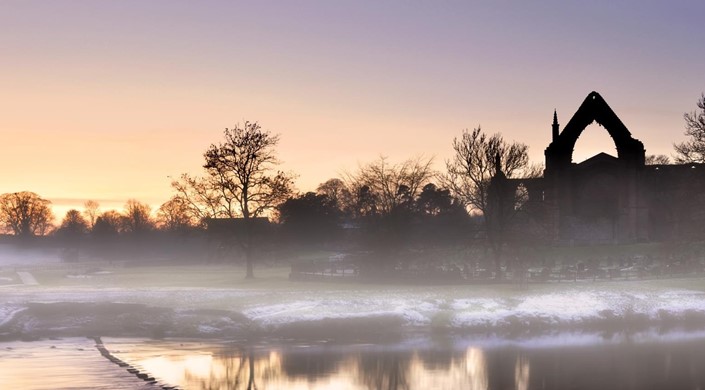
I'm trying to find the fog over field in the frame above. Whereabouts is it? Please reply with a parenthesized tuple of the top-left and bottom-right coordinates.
(3, 251, 705, 341)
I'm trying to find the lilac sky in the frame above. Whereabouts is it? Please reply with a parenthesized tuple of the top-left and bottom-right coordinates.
(1, 1, 704, 216)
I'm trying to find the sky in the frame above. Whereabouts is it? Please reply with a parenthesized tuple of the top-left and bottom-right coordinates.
(1, 1, 704, 220)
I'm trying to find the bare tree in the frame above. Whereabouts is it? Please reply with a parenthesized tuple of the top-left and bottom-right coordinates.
(316, 178, 352, 213)
(176, 121, 294, 278)
(157, 196, 197, 231)
(92, 210, 123, 236)
(58, 209, 89, 235)
(442, 127, 535, 276)
(0, 191, 54, 237)
(674, 93, 705, 163)
(345, 156, 435, 216)
(204, 122, 294, 220)
(82, 200, 100, 229)
(56, 209, 90, 261)
(121, 199, 154, 234)
(171, 173, 223, 223)
(645, 154, 671, 165)
(443, 127, 530, 216)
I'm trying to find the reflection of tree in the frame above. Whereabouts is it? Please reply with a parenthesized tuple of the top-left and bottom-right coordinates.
(175, 345, 493, 390)
(514, 355, 530, 390)
(183, 349, 258, 390)
(355, 352, 410, 390)
(247, 350, 256, 390)
(278, 350, 345, 381)
(182, 348, 294, 390)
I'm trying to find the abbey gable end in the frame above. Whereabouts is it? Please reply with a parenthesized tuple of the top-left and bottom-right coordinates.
(490, 91, 705, 245)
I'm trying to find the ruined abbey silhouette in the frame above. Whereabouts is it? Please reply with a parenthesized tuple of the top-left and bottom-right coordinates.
(493, 91, 705, 245)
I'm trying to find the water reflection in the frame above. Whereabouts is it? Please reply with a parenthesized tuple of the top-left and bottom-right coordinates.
(514, 355, 530, 390)
(107, 334, 705, 390)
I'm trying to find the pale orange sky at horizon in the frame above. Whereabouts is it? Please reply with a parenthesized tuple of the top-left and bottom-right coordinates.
(1, 1, 703, 221)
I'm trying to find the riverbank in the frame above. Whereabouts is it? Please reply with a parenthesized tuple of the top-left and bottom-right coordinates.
(2, 284, 705, 342)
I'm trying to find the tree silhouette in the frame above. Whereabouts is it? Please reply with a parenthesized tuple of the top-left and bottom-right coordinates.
(121, 199, 155, 234)
(57, 209, 89, 236)
(156, 196, 197, 231)
(0, 191, 54, 238)
(82, 200, 100, 229)
(92, 210, 123, 236)
(316, 178, 352, 215)
(177, 121, 294, 278)
(203, 122, 294, 220)
(674, 93, 705, 163)
(645, 154, 671, 165)
(415, 183, 454, 216)
(345, 156, 434, 216)
(443, 127, 531, 216)
(341, 156, 435, 270)
(278, 192, 341, 246)
(56, 209, 89, 261)
(170, 173, 227, 223)
(443, 128, 538, 275)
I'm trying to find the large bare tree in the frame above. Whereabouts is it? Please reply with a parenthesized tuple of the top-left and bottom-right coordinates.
(0, 191, 54, 237)
(175, 121, 294, 278)
(203, 122, 294, 221)
(443, 127, 537, 275)
(674, 93, 705, 163)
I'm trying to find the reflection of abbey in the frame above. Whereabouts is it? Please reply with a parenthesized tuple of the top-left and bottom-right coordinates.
(495, 91, 705, 245)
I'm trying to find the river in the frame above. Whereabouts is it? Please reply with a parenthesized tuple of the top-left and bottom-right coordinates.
(3, 331, 705, 389)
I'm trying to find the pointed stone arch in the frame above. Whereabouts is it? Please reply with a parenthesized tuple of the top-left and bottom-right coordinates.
(545, 91, 645, 171)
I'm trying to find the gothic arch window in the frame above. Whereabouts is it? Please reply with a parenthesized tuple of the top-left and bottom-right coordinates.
(572, 123, 618, 163)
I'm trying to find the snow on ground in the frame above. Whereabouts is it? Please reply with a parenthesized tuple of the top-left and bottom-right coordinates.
(2, 283, 705, 333)
(0, 305, 24, 327)
(239, 288, 705, 330)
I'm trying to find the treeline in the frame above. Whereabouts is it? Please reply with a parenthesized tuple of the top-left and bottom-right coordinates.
(0, 159, 481, 265)
(1, 93, 703, 275)
(0, 123, 534, 272)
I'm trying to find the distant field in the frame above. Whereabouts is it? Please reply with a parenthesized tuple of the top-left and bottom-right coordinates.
(11, 260, 705, 305)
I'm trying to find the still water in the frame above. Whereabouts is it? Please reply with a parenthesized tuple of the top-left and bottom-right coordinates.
(101, 332, 705, 390)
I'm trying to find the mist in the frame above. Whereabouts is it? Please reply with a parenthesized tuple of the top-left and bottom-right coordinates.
(3, 92, 705, 389)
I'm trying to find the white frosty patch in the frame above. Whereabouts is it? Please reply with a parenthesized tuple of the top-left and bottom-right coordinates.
(197, 325, 220, 334)
(0, 305, 24, 327)
(240, 288, 705, 330)
(3, 284, 705, 333)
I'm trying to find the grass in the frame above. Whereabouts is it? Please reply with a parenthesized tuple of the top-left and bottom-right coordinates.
(4, 259, 704, 320)
(28, 263, 291, 288)
(19, 259, 705, 292)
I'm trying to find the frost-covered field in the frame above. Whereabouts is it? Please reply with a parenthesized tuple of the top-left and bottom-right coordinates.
(2, 264, 705, 338)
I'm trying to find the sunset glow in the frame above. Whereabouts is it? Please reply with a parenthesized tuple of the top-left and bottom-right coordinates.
(1, 1, 703, 217)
